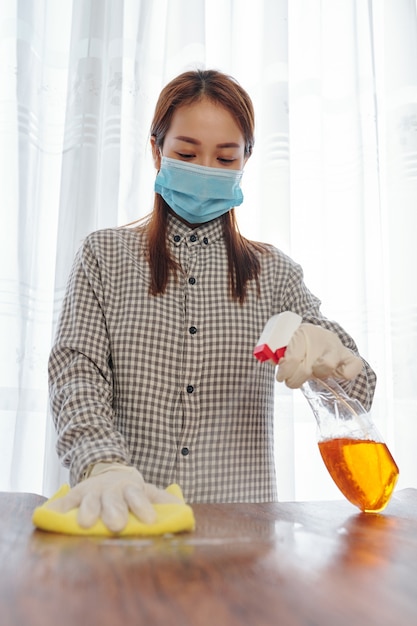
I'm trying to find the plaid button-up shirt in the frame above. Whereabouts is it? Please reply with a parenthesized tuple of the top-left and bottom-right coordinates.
(49, 214, 376, 503)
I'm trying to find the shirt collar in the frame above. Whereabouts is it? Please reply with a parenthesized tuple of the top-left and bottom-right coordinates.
(166, 212, 225, 248)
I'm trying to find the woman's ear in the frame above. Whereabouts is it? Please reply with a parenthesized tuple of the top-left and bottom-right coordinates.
(150, 135, 161, 170)
(244, 147, 252, 166)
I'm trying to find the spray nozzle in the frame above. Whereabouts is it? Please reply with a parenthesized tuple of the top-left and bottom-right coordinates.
(253, 311, 302, 364)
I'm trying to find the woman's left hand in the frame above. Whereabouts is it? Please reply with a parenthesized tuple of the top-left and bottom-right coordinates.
(276, 323, 363, 388)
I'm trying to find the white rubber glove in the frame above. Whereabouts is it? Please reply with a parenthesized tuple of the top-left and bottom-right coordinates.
(46, 463, 182, 532)
(276, 323, 363, 389)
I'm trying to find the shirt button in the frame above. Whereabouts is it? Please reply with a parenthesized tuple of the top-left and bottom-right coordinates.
(188, 277, 196, 285)
(190, 234, 197, 242)
(203, 237, 209, 245)
(181, 447, 189, 456)
(186, 385, 194, 393)
(189, 326, 197, 334)
(173, 235, 181, 243)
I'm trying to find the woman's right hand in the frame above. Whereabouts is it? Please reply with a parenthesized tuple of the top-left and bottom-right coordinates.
(45, 463, 182, 532)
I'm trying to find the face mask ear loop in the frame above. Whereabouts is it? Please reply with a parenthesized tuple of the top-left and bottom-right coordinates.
(155, 146, 163, 172)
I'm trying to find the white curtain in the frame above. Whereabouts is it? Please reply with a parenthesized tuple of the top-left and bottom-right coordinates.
(1, 0, 416, 500)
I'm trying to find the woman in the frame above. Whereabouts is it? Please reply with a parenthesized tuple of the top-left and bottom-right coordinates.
(48, 69, 376, 531)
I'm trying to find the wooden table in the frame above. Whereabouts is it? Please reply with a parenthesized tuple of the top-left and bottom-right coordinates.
(1, 489, 417, 626)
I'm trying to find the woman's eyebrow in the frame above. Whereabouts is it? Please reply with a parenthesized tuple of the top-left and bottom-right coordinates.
(174, 135, 201, 145)
(216, 142, 241, 148)
(174, 135, 241, 149)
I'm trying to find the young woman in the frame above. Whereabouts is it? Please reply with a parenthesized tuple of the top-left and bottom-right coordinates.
(48, 69, 376, 531)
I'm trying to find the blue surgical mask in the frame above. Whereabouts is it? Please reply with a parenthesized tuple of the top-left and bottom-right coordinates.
(154, 156, 244, 224)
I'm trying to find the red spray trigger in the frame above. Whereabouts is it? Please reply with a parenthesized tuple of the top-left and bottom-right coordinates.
(253, 312, 302, 365)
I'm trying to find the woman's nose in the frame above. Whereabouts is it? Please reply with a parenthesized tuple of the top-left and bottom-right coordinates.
(195, 155, 216, 168)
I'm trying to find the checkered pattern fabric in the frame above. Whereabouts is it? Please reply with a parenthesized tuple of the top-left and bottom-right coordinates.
(48, 214, 376, 503)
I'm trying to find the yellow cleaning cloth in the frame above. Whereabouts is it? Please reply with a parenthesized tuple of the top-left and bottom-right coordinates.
(32, 483, 195, 537)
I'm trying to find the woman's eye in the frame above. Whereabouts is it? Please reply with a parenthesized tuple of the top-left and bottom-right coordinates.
(177, 152, 194, 159)
(218, 158, 235, 164)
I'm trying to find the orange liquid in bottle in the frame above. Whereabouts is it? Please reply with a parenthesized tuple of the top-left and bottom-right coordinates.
(318, 438, 399, 512)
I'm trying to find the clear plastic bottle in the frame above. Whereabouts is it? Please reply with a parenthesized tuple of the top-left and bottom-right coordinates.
(300, 376, 399, 512)
(254, 312, 399, 512)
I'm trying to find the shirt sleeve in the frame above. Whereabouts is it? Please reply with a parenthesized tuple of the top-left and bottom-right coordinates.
(48, 235, 132, 486)
(279, 255, 377, 411)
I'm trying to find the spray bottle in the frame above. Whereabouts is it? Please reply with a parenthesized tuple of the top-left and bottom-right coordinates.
(253, 311, 399, 512)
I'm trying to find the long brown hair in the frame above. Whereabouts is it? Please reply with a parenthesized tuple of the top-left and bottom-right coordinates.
(140, 69, 269, 303)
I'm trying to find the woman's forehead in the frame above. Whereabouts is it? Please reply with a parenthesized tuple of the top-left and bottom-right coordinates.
(167, 98, 244, 143)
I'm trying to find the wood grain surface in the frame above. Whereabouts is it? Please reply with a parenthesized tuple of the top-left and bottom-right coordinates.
(1, 489, 417, 625)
